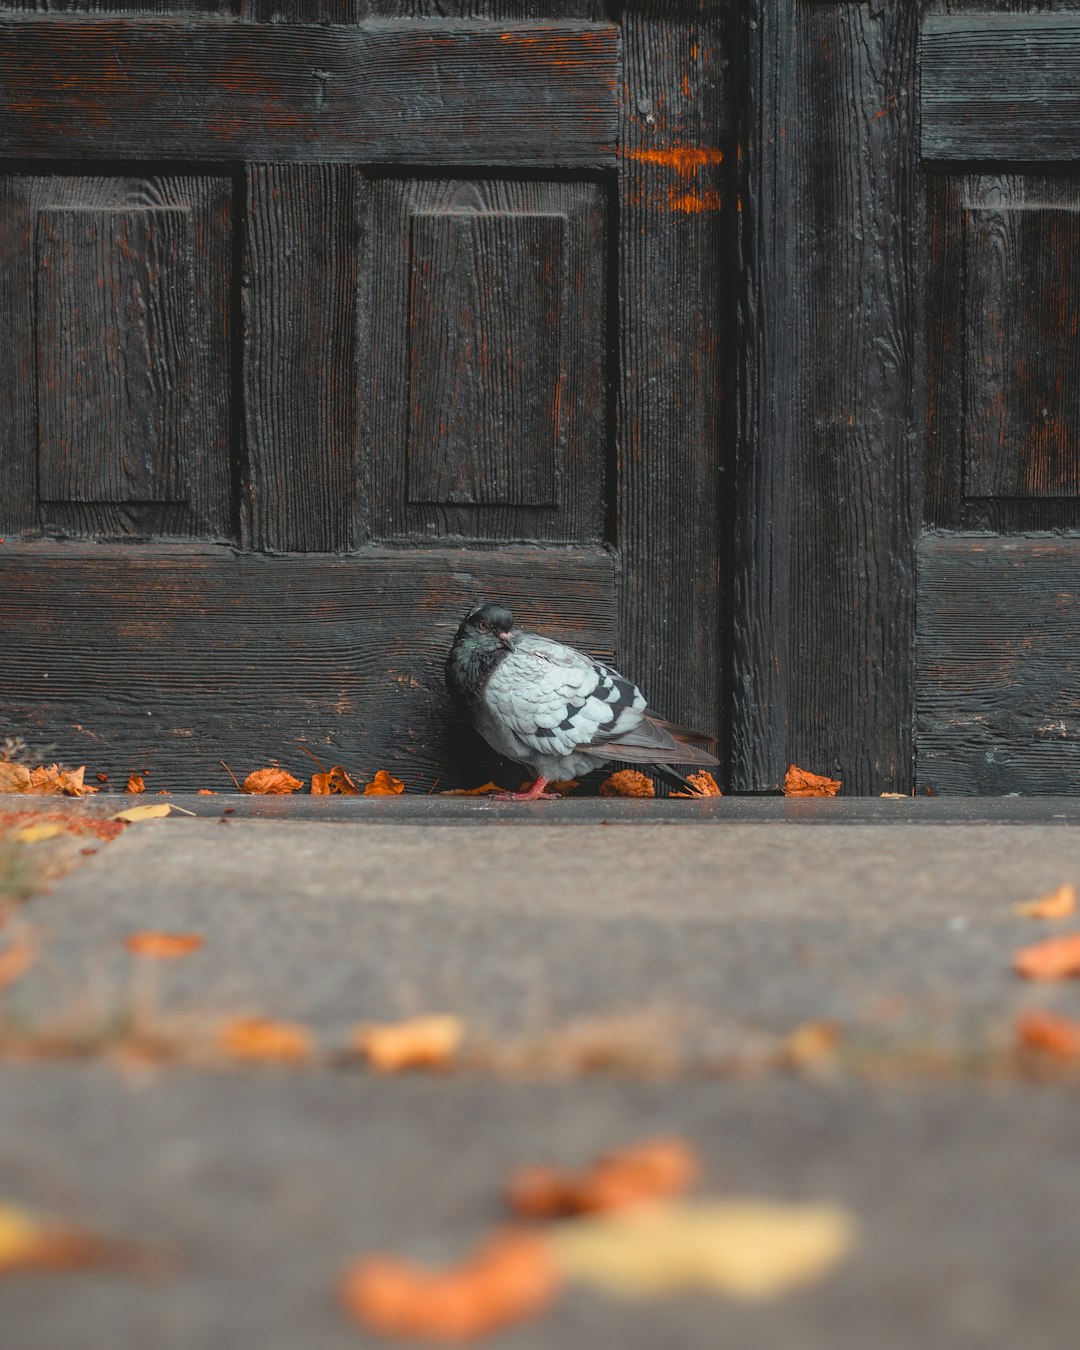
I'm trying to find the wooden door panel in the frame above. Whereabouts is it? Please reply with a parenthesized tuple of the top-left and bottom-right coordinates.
(368, 177, 606, 543)
(0, 543, 614, 791)
(0, 171, 233, 540)
(919, 537, 1080, 794)
(243, 163, 360, 553)
(920, 9, 1080, 793)
(0, 18, 619, 165)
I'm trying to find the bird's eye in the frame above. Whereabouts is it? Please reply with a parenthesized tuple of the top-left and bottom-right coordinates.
(477, 621, 488, 632)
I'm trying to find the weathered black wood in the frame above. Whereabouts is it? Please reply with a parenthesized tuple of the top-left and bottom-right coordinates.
(0, 17, 619, 165)
(617, 3, 729, 770)
(366, 178, 606, 544)
(0, 544, 615, 792)
(733, 0, 920, 795)
(922, 15, 1080, 163)
(926, 173, 1080, 533)
(240, 2, 605, 17)
(407, 209, 563, 509)
(243, 165, 360, 552)
(0, 173, 233, 540)
(918, 535, 1080, 795)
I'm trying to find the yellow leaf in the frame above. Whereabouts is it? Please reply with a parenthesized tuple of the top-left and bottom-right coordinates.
(1014, 883, 1077, 920)
(550, 1200, 857, 1300)
(110, 804, 174, 823)
(12, 823, 63, 843)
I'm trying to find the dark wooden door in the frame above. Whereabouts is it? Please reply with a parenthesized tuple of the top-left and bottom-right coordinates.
(0, 2, 729, 792)
(919, 7, 1080, 793)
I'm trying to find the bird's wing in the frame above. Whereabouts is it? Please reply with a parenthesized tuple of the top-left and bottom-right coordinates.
(482, 633, 647, 760)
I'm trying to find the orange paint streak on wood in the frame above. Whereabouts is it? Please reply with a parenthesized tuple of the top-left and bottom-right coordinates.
(668, 188, 723, 215)
(626, 146, 724, 176)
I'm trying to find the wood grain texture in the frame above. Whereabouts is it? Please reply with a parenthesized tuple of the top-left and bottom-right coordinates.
(407, 209, 563, 509)
(243, 165, 360, 552)
(617, 3, 730, 767)
(918, 535, 1080, 795)
(36, 206, 192, 506)
(733, 0, 920, 794)
(927, 174, 1080, 532)
(0, 173, 233, 540)
(965, 200, 1080, 500)
(0, 18, 619, 166)
(0, 544, 614, 792)
(367, 178, 605, 543)
(240, 2, 604, 17)
(922, 15, 1080, 162)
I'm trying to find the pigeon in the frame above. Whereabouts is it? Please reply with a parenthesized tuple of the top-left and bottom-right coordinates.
(445, 602, 720, 800)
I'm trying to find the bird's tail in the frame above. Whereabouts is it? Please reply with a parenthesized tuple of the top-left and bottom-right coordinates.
(648, 763, 708, 796)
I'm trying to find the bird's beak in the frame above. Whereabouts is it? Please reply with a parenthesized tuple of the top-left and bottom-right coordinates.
(498, 631, 514, 650)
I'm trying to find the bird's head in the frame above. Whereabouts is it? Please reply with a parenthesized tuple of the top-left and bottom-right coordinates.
(455, 602, 516, 653)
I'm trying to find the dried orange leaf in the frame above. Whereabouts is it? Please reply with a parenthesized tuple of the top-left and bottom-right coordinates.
(508, 1138, 698, 1219)
(0, 1202, 156, 1276)
(110, 803, 174, 823)
(780, 1021, 841, 1070)
(124, 931, 204, 959)
(197, 789, 215, 795)
(1013, 931, 1080, 981)
(126, 775, 146, 794)
(21, 764, 98, 797)
(220, 1015, 312, 1063)
(783, 765, 841, 798)
(242, 768, 303, 795)
(0, 942, 35, 991)
(598, 770, 655, 798)
(363, 770, 405, 797)
(1016, 1008, 1080, 1059)
(1014, 883, 1077, 920)
(671, 772, 723, 798)
(311, 765, 361, 796)
(550, 1200, 857, 1300)
(356, 1014, 464, 1073)
(0, 764, 31, 794)
(340, 1229, 557, 1341)
(440, 782, 509, 796)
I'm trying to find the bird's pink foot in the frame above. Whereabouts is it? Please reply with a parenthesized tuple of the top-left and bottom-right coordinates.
(492, 777, 558, 801)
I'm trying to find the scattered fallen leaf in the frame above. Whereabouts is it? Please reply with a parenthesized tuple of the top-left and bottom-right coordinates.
(110, 803, 174, 823)
(1013, 931, 1080, 981)
(0, 811, 124, 843)
(219, 1015, 312, 1063)
(340, 1229, 557, 1342)
(783, 765, 842, 798)
(356, 1014, 464, 1073)
(598, 770, 655, 798)
(671, 772, 722, 798)
(12, 823, 63, 843)
(780, 1021, 842, 1071)
(242, 768, 303, 795)
(363, 770, 405, 797)
(126, 775, 146, 794)
(0, 942, 35, 991)
(0, 764, 31, 793)
(550, 1200, 857, 1300)
(96, 774, 108, 783)
(311, 765, 362, 796)
(440, 782, 509, 796)
(879, 792, 908, 799)
(1015, 1008, 1080, 1059)
(1014, 883, 1077, 920)
(197, 789, 215, 795)
(508, 1138, 698, 1220)
(0, 1201, 157, 1276)
(124, 932, 204, 959)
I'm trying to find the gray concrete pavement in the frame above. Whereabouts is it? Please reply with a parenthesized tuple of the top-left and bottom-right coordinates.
(4, 803, 1080, 1349)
